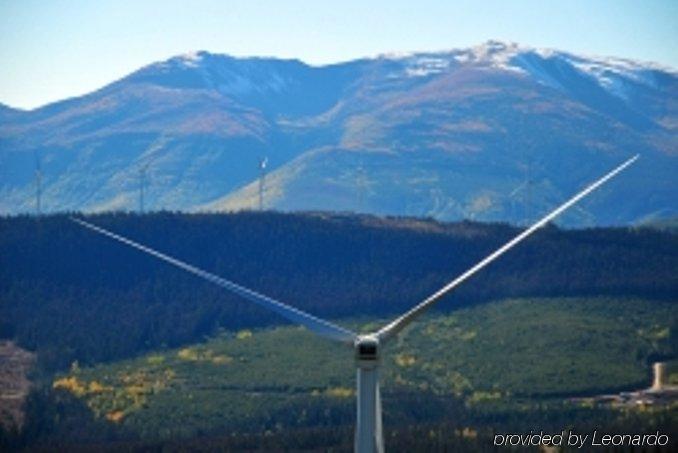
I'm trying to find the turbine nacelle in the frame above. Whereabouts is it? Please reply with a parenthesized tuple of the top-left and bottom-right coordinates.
(355, 334, 380, 368)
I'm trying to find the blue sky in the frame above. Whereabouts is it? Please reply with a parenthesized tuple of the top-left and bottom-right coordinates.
(1, 0, 676, 109)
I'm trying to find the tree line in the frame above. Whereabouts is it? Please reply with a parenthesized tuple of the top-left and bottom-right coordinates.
(1, 211, 676, 370)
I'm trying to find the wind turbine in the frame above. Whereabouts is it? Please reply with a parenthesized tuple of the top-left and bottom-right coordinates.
(258, 157, 268, 211)
(356, 161, 368, 212)
(139, 163, 149, 213)
(70, 155, 638, 452)
(138, 136, 167, 213)
(34, 153, 42, 215)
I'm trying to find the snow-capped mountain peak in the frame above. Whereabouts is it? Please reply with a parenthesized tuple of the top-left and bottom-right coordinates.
(1, 42, 675, 224)
(178, 50, 206, 67)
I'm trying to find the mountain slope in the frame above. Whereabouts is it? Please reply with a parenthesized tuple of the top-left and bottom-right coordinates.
(203, 44, 678, 225)
(1, 42, 676, 224)
(44, 297, 677, 442)
(0, 103, 24, 123)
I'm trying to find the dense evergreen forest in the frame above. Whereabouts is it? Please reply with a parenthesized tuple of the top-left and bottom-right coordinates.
(1, 211, 677, 451)
(8, 384, 676, 452)
(1, 211, 677, 371)
(3, 297, 677, 450)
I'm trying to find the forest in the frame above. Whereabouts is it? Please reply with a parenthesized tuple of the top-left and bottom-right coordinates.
(1, 211, 677, 450)
(1, 211, 677, 371)
(3, 297, 677, 451)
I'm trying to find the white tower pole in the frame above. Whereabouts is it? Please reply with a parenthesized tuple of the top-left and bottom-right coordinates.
(34, 153, 42, 215)
(139, 165, 147, 213)
(355, 366, 383, 453)
(35, 166, 42, 215)
(259, 157, 267, 211)
(139, 167, 144, 213)
(354, 335, 384, 453)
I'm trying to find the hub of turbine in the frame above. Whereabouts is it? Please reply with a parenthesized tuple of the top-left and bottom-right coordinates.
(355, 335, 380, 368)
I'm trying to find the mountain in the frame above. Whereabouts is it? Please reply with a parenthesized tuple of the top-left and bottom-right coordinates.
(1, 41, 676, 225)
(0, 103, 24, 122)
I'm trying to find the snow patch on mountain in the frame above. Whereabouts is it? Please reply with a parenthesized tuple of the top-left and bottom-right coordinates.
(566, 56, 662, 100)
(443, 41, 674, 100)
(179, 51, 205, 68)
(368, 40, 675, 95)
(404, 57, 450, 77)
(509, 53, 563, 90)
(452, 41, 526, 74)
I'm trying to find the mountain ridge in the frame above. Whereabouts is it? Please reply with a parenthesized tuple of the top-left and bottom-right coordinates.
(1, 41, 676, 224)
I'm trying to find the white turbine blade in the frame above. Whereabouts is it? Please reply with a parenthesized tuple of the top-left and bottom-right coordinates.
(70, 217, 356, 344)
(377, 154, 639, 342)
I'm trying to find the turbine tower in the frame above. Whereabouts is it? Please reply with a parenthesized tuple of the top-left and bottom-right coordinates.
(139, 163, 150, 213)
(356, 162, 368, 212)
(526, 155, 533, 224)
(71, 155, 638, 452)
(138, 136, 166, 213)
(34, 153, 42, 215)
(258, 157, 268, 211)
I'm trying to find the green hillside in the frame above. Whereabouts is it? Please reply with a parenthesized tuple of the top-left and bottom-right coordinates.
(3, 212, 676, 372)
(45, 297, 676, 443)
